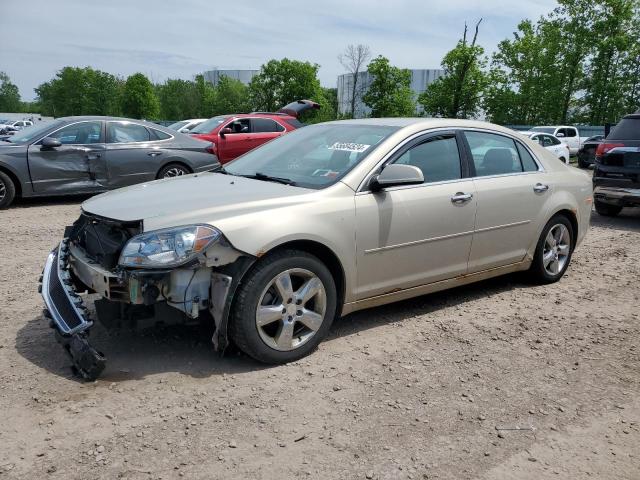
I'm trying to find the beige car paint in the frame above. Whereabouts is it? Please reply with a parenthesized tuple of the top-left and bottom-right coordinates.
(81, 118, 593, 317)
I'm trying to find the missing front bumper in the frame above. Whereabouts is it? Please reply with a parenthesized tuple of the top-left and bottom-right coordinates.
(40, 240, 105, 380)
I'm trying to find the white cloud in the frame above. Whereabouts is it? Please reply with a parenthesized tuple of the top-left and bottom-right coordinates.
(1, 0, 558, 100)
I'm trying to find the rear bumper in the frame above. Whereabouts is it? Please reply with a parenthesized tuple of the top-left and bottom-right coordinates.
(593, 186, 640, 207)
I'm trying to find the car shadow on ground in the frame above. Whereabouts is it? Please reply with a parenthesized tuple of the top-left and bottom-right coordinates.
(15, 272, 533, 384)
(590, 207, 640, 233)
(11, 194, 93, 209)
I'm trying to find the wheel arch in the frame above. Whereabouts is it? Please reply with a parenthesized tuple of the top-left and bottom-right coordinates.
(258, 239, 346, 316)
(547, 208, 579, 252)
(0, 164, 22, 198)
(156, 160, 193, 178)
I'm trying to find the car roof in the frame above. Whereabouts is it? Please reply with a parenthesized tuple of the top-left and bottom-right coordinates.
(321, 117, 525, 136)
(55, 116, 174, 131)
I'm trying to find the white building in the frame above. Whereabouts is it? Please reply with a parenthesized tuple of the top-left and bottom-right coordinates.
(203, 69, 259, 87)
(337, 69, 446, 118)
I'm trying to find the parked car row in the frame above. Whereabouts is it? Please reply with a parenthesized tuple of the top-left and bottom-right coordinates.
(0, 118, 34, 135)
(0, 117, 217, 208)
(37, 117, 593, 379)
(519, 131, 571, 164)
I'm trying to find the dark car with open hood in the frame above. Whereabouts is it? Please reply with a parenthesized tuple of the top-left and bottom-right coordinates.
(0, 116, 218, 208)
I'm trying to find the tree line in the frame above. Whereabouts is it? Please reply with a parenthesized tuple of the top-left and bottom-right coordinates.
(422, 0, 640, 124)
(1, 0, 638, 125)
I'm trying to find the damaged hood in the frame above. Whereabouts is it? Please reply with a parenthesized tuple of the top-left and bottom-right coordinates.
(82, 171, 319, 231)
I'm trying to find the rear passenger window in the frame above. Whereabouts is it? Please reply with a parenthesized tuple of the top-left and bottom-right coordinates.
(465, 131, 523, 176)
(516, 142, 539, 172)
(107, 122, 151, 143)
(394, 135, 461, 183)
(150, 129, 171, 140)
(252, 118, 284, 133)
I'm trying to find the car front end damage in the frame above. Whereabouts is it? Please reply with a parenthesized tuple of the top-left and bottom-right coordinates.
(39, 212, 256, 380)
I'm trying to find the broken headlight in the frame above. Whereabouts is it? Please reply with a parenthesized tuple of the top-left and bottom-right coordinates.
(119, 225, 221, 268)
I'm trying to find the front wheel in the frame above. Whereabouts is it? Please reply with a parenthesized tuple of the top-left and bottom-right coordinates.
(230, 249, 337, 364)
(528, 215, 574, 284)
(0, 170, 16, 209)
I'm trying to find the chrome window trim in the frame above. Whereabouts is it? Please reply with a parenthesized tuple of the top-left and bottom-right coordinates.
(35, 120, 104, 146)
(220, 116, 287, 136)
(462, 127, 545, 174)
(356, 127, 459, 193)
(106, 121, 174, 145)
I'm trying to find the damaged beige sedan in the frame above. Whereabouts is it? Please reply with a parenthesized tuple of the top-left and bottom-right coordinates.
(40, 118, 593, 379)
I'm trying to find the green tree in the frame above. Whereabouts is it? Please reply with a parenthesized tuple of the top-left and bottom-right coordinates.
(157, 78, 201, 120)
(121, 73, 160, 119)
(419, 20, 487, 119)
(580, 0, 637, 124)
(35, 67, 122, 117)
(214, 75, 251, 114)
(249, 58, 323, 112)
(0, 72, 21, 112)
(362, 56, 415, 117)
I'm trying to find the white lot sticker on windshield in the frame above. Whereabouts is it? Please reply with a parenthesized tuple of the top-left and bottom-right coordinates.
(328, 142, 371, 153)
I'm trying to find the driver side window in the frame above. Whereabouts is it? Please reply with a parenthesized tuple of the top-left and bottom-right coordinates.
(393, 134, 462, 183)
(227, 119, 250, 134)
(48, 122, 103, 145)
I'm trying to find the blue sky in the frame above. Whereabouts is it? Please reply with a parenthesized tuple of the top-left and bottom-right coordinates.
(1, 0, 558, 100)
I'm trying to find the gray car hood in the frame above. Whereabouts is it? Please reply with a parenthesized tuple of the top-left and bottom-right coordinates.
(82, 172, 317, 229)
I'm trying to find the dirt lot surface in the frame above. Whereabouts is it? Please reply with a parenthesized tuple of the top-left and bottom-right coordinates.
(1, 197, 639, 480)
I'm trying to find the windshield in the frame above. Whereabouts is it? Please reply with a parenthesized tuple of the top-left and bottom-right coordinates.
(3, 120, 61, 144)
(168, 120, 189, 131)
(531, 127, 555, 134)
(190, 116, 228, 134)
(224, 123, 399, 189)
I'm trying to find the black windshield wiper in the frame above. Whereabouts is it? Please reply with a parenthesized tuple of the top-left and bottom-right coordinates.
(241, 172, 296, 186)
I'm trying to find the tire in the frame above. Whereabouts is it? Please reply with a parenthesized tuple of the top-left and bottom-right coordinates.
(594, 201, 622, 217)
(156, 163, 191, 179)
(229, 249, 337, 364)
(577, 158, 587, 169)
(528, 214, 574, 284)
(0, 170, 16, 209)
(559, 157, 567, 164)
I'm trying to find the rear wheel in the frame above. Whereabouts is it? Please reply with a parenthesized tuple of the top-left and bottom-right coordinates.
(230, 249, 337, 364)
(559, 156, 567, 164)
(594, 201, 622, 217)
(528, 215, 574, 284)
(157, 163, 191, 179)
(0, 171, 16, 209)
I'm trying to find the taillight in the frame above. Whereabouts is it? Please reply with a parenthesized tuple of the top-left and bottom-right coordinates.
(595, 142, 624, 157)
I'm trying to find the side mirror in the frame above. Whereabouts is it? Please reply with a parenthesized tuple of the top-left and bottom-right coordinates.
(220, 127, 232, 138)
(370, 164, 424, 192)
(556, 132, 565, 138)
(41, 137, 62, 149)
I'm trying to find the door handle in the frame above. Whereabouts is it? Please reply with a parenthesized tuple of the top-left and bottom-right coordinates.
(533, 183, 549, 193)
(85, 152, 101, 160)
(451, 192, 473, 204)
(148, 151, 162, 157)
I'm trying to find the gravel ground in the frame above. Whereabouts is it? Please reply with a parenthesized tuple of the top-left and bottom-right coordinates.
(1, 196, 639, 480)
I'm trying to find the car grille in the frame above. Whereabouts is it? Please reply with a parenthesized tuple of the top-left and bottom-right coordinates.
(48, 248, 83, 330)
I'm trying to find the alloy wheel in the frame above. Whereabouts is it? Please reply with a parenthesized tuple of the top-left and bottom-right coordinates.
(543, 224, 571, 276)
(255, 268, 327, 351)
(163, 167, 187, 178)
(0, 178, 5, 203)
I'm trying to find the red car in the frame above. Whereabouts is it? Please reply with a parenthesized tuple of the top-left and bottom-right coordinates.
(189, 100, 320, 164)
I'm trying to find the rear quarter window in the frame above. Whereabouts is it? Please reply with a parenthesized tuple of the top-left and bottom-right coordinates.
(607, 117, 640, 140)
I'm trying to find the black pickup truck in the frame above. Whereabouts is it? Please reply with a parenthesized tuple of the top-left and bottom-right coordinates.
(593, 112, 640, 216)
